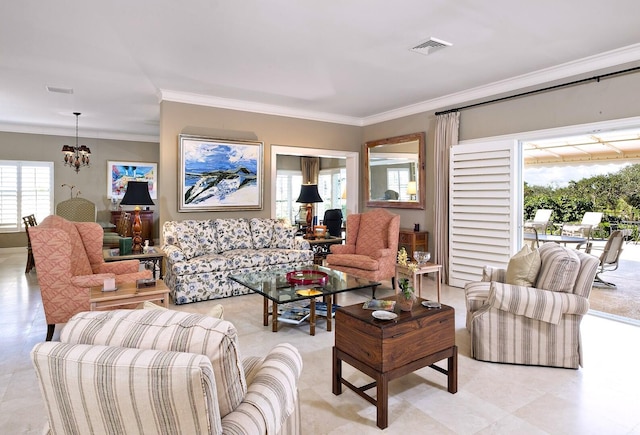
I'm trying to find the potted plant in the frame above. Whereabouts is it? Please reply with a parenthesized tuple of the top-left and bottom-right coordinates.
(397, 277, 416, 311)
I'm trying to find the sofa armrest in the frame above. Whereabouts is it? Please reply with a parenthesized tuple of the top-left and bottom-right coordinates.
(223, 343, 302, 435)
(293, 237, 310, 250)
(488, 281, 590, 324)
(482, 266, 506, 282)
(70, 273, 115, 288)
(330, 244, 355, 254)
(162, 244, 186, 263)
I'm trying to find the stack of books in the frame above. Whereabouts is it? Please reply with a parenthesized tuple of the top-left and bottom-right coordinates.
(304, 302, 339, 318)
(277, 306, 310, 325)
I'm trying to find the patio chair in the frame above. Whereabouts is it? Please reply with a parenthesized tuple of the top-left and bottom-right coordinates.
(562, 211, 603, 252)
(593, 230, 625, 288)
(524, 209, 553, 234)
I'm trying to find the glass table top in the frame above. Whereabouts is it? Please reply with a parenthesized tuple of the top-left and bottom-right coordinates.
(229, 264, 380, 304)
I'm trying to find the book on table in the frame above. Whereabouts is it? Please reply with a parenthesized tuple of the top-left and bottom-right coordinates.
(362, 299, 396, 311)
(304, 302, 340, 318)
(277, 306, 311, 325)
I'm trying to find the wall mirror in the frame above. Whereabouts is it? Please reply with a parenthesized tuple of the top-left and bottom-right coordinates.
(364, 132, 425, 209)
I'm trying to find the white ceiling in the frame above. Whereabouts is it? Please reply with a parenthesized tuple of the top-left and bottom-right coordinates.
(2, 1, 640, 142)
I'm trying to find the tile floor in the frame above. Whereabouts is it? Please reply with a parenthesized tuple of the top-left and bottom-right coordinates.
(1, 247, 640, 434)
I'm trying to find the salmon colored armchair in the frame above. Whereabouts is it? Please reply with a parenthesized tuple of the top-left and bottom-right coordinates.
(30, 215, 152, 341)
(326, 208, 400, 291)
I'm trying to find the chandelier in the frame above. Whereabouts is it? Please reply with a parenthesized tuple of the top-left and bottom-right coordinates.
(61, 112, 91, 173)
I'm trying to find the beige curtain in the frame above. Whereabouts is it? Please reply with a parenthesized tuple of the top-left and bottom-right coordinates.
(301, 157, 319, 184)
(434, 112, 460, 283)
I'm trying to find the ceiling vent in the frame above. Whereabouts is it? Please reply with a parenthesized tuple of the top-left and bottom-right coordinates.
(410, 37, 452, 56)
(46, 85, 74, 94)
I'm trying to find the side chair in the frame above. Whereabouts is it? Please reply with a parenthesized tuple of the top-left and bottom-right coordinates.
(22, 214, 38, 273)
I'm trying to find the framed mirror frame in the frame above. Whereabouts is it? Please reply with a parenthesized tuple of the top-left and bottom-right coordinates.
(364, 132, 425, 210)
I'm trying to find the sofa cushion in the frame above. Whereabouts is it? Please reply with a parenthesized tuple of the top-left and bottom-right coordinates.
(176, 226, 208, 260)
(61, 309, 246, 419)
(505, 245, 541, 287)
(250, 218, 277, 249)
(536, 243, 581, 293)
(325, 253, 379, 271)
(271, 223, 296, 249)
(215, 218, 253, 251)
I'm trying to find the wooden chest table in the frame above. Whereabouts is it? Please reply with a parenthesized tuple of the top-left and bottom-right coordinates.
(332, 296, 457, 429)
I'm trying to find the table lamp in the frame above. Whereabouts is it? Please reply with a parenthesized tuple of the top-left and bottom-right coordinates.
(119, 181, 154, 253)
(296, 183, 323, 239)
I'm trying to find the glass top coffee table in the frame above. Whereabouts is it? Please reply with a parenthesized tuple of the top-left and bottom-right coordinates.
(229, 265, 380, 335)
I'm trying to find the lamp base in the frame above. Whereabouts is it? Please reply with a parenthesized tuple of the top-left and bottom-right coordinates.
(131, 208, 143, 254)
(304, 203, 314, 239)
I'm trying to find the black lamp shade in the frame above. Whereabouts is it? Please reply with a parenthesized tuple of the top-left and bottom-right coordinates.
(120, 181, 155, 206)
(296, 183, 323, 203)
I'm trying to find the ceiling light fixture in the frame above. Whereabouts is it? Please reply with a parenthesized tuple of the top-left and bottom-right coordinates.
(61, 112, 91, 173)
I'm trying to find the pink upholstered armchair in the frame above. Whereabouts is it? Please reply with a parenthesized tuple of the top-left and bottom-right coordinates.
(30, 215, 152, 341)
(326, 208, 400, 292)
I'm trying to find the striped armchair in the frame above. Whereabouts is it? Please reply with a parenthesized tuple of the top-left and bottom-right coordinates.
(465, 243, 599, 369)
(31, 309, 303, 434)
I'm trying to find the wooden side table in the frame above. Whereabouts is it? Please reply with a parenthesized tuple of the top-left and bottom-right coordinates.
(398, 229, 428, 257)
(89, 279, 170, 310)
(103, 247, 166, 279)
(333, 296, 457, 429)
(395, 262, 442, 301)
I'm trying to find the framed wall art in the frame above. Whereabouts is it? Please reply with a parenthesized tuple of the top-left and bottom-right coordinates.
(107, 161, 158, 199)
(178, 135, 263, 211)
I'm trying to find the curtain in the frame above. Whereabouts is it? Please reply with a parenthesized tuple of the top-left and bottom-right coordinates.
(301, 157, 319, 184)
(434, 111, 460, 283)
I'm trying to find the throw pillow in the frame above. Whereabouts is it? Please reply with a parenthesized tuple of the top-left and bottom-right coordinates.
(142, 301, 224, 320)
(215, 218, 253, 251)
(272, 223, 296, 249)
(250, 218, 276, 249)
(505, 245, 541, 287)
(175, 224, 207, 260)
(536, 243, 581, 292)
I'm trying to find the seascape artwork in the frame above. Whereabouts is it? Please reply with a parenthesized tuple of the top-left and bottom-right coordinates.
(108, 161, 157, 199)
(179, 136, 263, 211)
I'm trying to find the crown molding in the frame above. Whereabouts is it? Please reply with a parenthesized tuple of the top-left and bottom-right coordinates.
(0, 122, 158, 143)
(361, 43, 640, 126)
(159, 90, 364, 126)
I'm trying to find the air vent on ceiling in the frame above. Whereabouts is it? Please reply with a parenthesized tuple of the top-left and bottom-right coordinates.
(410, 37, 452, 56)
(46, 85, 74, 94)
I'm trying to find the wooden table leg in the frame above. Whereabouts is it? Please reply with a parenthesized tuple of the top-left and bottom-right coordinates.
(309, 299, 316, 336)
(263, 297, 269, 327)
(332, 347, 343, 395)
(376, 372, 389, 429)
(436, 269, 442, 302)
(326, 294, 333, 332)
(448, 345, 458, 393)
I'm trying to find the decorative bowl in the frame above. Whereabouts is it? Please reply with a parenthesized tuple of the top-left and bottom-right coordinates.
(413, 250, 431, 265)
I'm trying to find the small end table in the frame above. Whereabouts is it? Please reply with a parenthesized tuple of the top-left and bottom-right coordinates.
(90, 279, 169, 310)
(103, 247, 166, 279)
(395, 262, 442, 301)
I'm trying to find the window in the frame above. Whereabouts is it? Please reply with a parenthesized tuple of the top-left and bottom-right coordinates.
(318, 168, 346, 220)
(387, 168, 410, 200)
(0, 161, 53, 232)
(275, 171, 303, 225)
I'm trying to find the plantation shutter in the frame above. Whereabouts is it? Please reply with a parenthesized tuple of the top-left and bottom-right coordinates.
(0, 161, 53, 232)
(448, 139, 521, 288)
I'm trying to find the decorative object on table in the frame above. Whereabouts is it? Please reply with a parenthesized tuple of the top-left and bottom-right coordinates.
(178, 135, 263, 211)
(413, 222, 420, 231)
(413, 250, 431, 265)
(119, 181, 154, 254)
(61, 112, 91, 173)
(372, 310, 398, 320)
(296, 183, 323, 239)
(118, 237, 132, 255)
(107, 161, 158, 200)
(136, 278, 157, 289)
(313, 225, 327, 239)
(397, 277, 416, 311)
(304, 302, 339, 318)
(362, 299, 396, 311)
(397, 247, 419, 271)
(286, 269, 328, 286)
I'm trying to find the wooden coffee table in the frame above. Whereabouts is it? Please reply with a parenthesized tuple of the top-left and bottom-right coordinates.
(333, 296, 457, 429)
(89, 279, 170, 310)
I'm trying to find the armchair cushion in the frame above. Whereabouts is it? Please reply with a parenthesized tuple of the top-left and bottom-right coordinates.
(536, 243, 581, 292)
(61, 309, 246, 419)
(505, 245, 541, 286)
(31, 342, 219, 435)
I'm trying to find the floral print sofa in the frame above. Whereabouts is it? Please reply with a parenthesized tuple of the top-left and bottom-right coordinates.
(163, 218, 313, 304)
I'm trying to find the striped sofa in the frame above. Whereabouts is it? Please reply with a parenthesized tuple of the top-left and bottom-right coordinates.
(31, 309, 302, 434)
(465, 242, 599, 369)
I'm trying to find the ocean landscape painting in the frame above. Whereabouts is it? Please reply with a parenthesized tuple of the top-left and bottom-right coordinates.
(178, 135, 263, 211)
